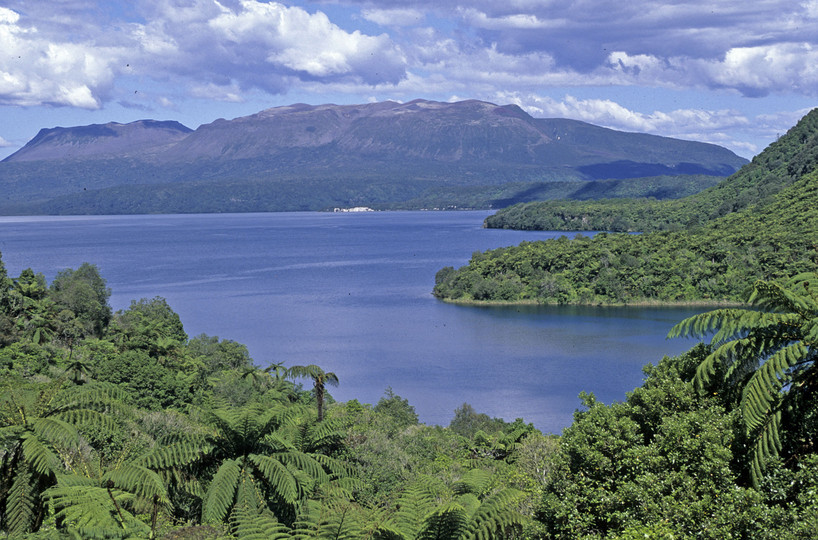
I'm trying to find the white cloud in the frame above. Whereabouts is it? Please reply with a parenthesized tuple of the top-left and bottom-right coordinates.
(361, 8, 425, 26)
(493, 91, 763, 155)
(0, 7, 123, 108)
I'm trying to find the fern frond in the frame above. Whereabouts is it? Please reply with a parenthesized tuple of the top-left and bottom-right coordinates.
(462, 488, 525, 540)
(230, 507, 291, 540)
(234, 467, 264, 517)
(749, 410, 783, 488)
(248, 454, 299, 504)
(290, 498, 362, 540)
(21, 431, 64, 476)
(202, 458, 241, 523)
(453, 469, 492, 496)
(393, 484, 437, 540)
(741, 343, 807, 431)
(418, 502, 468, 540)
(103, 462, 169, 509)
(31, 416, 80, 450)
(138, 440, 211, 470)
(6, 463, 37, 536)
(45, 483, 151, 539)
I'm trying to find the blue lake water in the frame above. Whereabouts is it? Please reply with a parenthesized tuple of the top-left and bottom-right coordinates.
(0, 211, 703, 432)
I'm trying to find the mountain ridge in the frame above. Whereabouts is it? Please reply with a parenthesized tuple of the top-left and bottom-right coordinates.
(0, 99, 747, 214)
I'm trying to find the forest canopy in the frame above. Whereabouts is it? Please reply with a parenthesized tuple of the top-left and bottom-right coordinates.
(1, 251, 817, 539)
(434, 109, 818, 305)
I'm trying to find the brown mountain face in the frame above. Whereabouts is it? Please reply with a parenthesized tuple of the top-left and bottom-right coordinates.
(5, 120, 193, 162)
(0, 99, 748, 214)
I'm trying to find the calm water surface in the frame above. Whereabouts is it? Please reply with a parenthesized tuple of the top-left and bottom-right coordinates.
(0, 211, 702, 432)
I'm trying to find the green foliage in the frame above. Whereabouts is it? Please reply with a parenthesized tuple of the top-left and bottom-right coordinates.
(487, 108, 818, 233)
(0, 380, 128, 535)
(374, 388, 420, 432)
(288, 365, 340, 422)
(109, 297, 188, 358)
(668, 273, 818, 486)
(49, 263, 112, 340)
(437, 109, 818, 305)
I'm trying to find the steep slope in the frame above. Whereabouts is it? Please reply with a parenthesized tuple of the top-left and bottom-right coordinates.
(486, 109, 818, 232)
(3, 120, 192, 162)
(434, 109, 818, 305)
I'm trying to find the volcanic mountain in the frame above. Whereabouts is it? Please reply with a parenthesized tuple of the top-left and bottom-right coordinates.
(0, 99, 747, 214)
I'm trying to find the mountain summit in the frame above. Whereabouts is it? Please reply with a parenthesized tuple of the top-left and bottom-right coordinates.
(0, 99, 747, 214)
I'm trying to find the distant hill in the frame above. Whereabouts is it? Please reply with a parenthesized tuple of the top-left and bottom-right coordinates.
(486, 108, 818, 232)
(0, 99, 747, 214)
(433, 108, 818, 305)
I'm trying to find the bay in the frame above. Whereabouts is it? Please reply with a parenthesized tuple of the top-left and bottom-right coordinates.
(0, 211, 702, 433)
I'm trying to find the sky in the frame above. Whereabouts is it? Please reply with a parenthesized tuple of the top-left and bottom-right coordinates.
(1, 1, 817, 160)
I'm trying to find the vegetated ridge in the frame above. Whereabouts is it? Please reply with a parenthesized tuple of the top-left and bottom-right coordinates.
(485, 109, 818, 232)
(433, 108, 818, 305)
(0, 99, 746, 214)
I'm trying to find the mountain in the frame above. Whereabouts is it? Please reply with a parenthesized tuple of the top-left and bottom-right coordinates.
(0, 99, 748, 214)
(6, 120, 193, 162)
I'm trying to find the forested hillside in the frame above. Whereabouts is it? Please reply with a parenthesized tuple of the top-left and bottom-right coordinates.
(485, 108, 818, 232)
(434, 110, 818, 305)
(1, 254, 817, 538)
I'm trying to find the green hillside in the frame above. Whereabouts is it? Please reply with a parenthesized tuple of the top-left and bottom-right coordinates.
(485, 108, 818, 232)
(434, 110, 818, 305)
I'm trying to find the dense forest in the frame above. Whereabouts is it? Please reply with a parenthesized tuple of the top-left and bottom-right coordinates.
(434, 109, 818, 305)
(1, 252, 817, 538)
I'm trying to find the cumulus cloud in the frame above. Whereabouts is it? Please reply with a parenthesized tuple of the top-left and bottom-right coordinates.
(0, 6, 122, 108)
(492, 91, 765, 155)
(0, 1, 407, 108)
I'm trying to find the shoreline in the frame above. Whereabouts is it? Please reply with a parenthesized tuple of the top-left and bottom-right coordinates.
(435, 297, 747, 308)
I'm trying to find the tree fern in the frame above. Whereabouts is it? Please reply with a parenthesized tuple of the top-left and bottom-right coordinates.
(668, 273, 818, 485)
(6, 463, 37, 536)
(1, 381, 131, 535)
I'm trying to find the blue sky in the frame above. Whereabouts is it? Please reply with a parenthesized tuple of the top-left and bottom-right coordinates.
(1, 0, 817, 160)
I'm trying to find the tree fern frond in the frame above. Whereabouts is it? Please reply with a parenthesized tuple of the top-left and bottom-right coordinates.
(138, 440, 211, 470)
(103, 462, 169, 508)
(31, 417, 80, 450)
(418, 502, 468, 540)
(741, 343, 806, 431)
(248, 454, 299, 504)
(667, 308, 745, 340)
(229, 507, 291, 540)
(45, 483, 150, 539)
(393, 484, 437, 540)
(6, 463, 37, 536)
(21, 431, 64, 476)
(452, 469, 492, 496)
(749, 410, 783, 488)
(462, 488, 525, 540)
(202, 458, 241, 523)
(235, 467, 264, 517)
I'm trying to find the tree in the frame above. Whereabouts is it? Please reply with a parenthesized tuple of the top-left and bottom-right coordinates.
(288, 365, 339, 422)
(0, 380, 125, 535)
(200, 403, 348, 527)
(49, 263, 112, 339)
(110, 297, 187, 359)
(668, 273, 818, 485)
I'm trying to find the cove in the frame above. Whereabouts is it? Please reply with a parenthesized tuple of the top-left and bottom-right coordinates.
(0, 211, 703, 433)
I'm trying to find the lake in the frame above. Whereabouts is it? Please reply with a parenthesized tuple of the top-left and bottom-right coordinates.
(0, 211, 703, 433)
